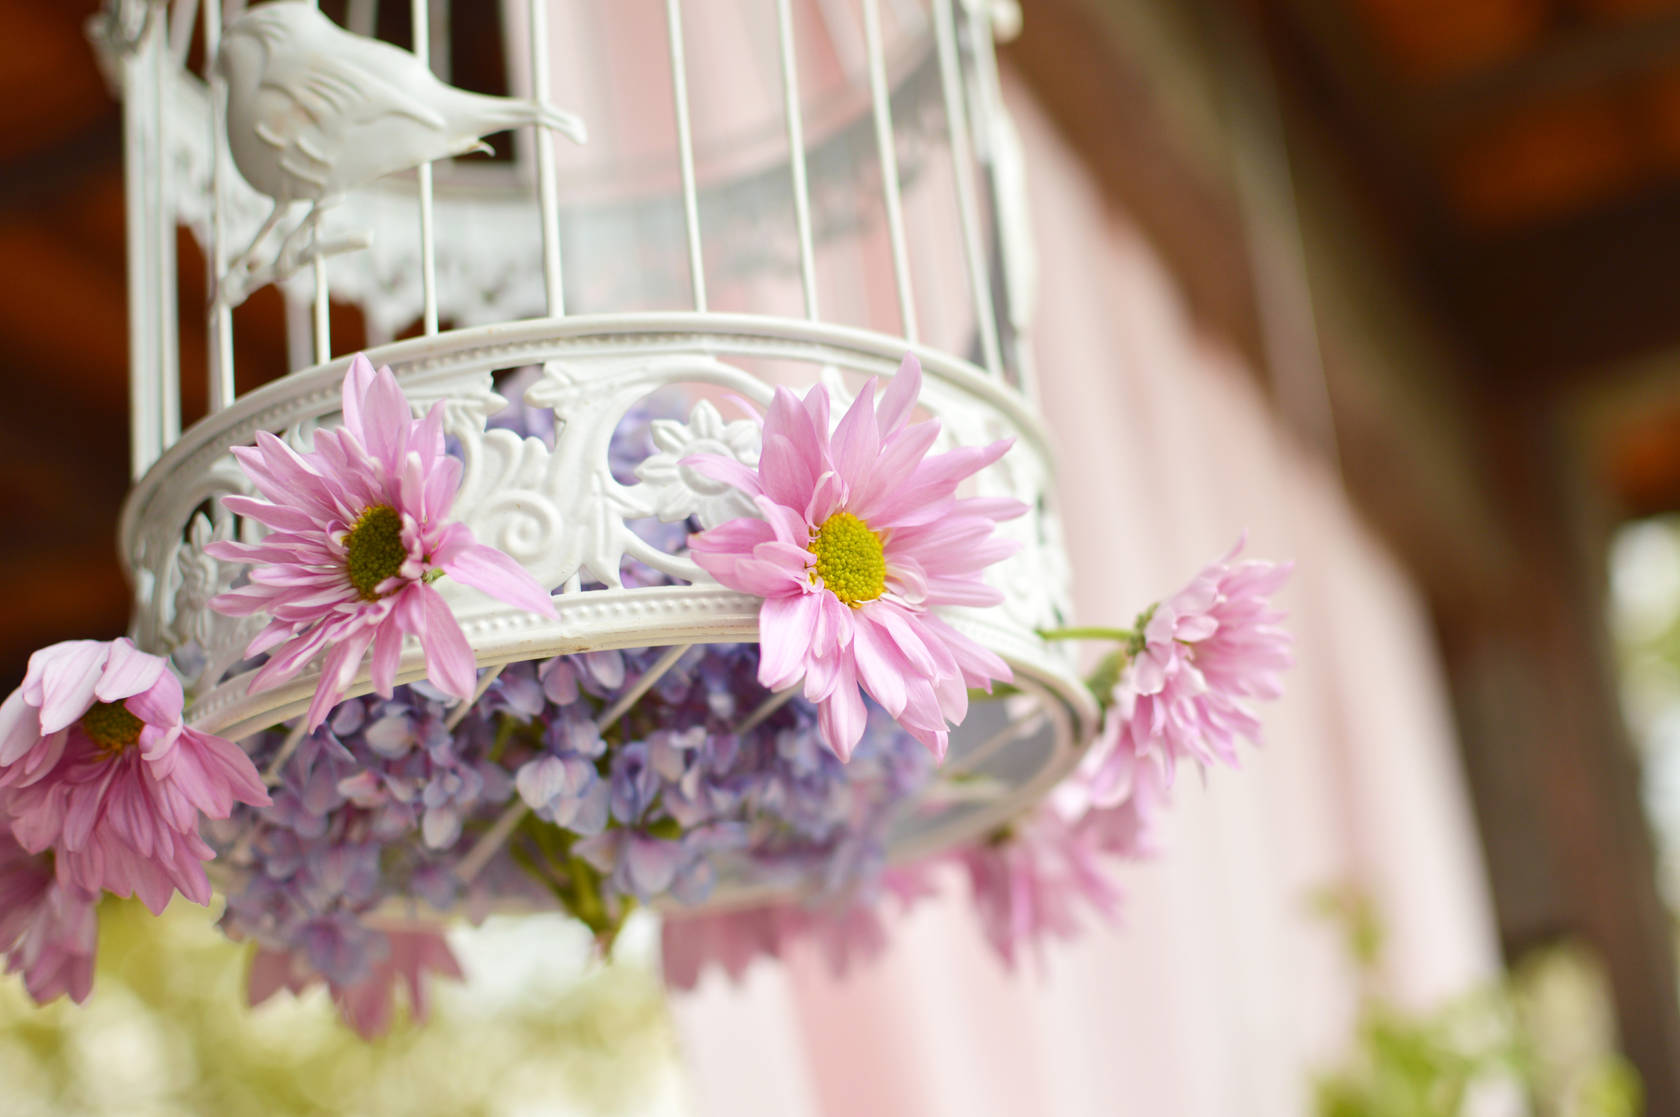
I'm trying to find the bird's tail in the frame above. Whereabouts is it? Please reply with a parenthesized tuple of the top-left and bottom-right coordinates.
(533, 103, 589, 147)
(452, 90, 588, 148)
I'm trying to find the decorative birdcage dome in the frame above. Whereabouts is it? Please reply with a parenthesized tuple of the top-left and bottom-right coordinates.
(91, 0, 1093, 918)
(0, 0, 1300, 1031)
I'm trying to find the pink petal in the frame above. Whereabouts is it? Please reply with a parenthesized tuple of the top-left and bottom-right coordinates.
(442, 543, 557, 618)
(2, 728, 68, 790)
(682, 453, 762, 498)
(922, 613, 1012, 688)
(30, 641, 109, 735)
(234, 434, 338, 522)
(93, 642, 177, 707)
(218, 495, 323, 533)
(413, 400, 447, 462)
(850, 615, 908, 717)
(121, 671, 184, 727)
(875, 354, 922, 435)
(802, 646, 844, 704)
(884, 555, 929, 605)
(339, 354, 378, 439)
(157, 725, 257, 802)
(756, 498, 811, 547)
(757, 593, 819, 691)
(420, 449, 462, 522)
(0, 689, 38, 766)
(845, 420, 940, 521)
(868, 601, 938, 676)
(765, 386, 818, 456)
(248, 949, 300, 1007)
(803, 471, 845, 527)
(355, 364, 413, 474)
(759, 432, 819, 513)
(247, 624, 336, 693)
(60, 768, 119, 852)
(816, 675, 867, 761)
(369, 618, 404, 696)
(922, 575, 1004, 608)
(411, 586, 477, 700)
(689, 516, 775, 558)
(872, 439, 1014, 527)
(829, 376, 882, 485)
(1129, 651, 1167, 695)
(798, 384, 832, 446)
(305, 627, 376, 730)
(730, 555, 808, 597)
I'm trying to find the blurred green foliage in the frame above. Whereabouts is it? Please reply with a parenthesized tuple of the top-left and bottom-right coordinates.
(0, 899, 688, 1117)
(1311, 888, 1641, 1117)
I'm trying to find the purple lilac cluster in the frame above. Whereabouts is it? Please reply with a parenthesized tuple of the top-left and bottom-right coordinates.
(208, 387, 934, 990)
(211, 644, 931, 984)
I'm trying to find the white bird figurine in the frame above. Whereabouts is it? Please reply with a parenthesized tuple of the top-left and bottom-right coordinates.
(214, 0, 587, 304)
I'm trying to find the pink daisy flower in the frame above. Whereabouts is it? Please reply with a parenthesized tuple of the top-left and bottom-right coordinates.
(249, 928, 464, 1039)
(209, 355, 558, 729)
(1062, 743, 1172, 859)
(951, 712, 1175, 972)
(1086, 539, 1293, 795)
(0, 638, 269, 913)
(660, 904, 787, 991)
(955, 805, 1140, 972)
(0, 832, 99, 1005)
(687, 355, 1022, 760)
(661, 865, 935, 990)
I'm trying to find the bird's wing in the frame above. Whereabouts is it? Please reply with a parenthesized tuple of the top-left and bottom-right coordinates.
(259, 49, 447, 134)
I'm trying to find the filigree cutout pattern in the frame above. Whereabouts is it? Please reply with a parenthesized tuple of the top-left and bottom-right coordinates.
(636, 400, 763, 529)
(119, 329, 1078, 752)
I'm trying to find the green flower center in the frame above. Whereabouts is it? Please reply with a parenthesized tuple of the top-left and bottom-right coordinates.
(345, 504, 408, 601)
(81, 701, 144, 756)
(809, 511, 887, 607)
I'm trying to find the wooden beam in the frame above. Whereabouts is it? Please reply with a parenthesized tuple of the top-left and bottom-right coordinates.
(1000, 0, 1270, 376)
(1258, 0, 1449, 223)
(1418, 11, 1680, 128)
(1442, 182, 1680, 378)
(1445, 389, 1680, 1112)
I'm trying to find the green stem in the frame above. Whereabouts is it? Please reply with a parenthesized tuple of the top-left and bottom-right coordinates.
(1037, 626, 1138, 644)
(968, 682, 1021, 701)
(486, 714, 521, 766)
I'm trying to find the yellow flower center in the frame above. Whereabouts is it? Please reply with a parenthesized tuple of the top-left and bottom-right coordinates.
(345, 504, 407, 601)
(80, 701, 144, 757)
(809, 512, 887, 607)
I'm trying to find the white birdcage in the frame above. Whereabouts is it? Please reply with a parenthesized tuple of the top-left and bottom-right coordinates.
(93, 0, 1092, 907)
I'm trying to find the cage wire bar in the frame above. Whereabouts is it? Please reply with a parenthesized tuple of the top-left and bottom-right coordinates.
(154, 9, 182, 455)
(957, 0, 1032, 392)
(526, 0, 566, 316)
(125, 5, 180, 479)
(666, 0, 708, 312)
(205, 0, 236, 409)
(775, 0, 820, 321)
(169, 0, 200, 62)
(412, 0, 441, 335)
(305, 1, 333, 362)
(137, 0, 1031, 472)
(123, 14, 156, 479)
(348, 0, 376, 36)
(861, 0, 918, 341)
(932, 0, 1001, 379)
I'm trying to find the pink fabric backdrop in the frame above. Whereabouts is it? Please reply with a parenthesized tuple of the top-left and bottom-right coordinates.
(669, 76, 1502, 1117)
